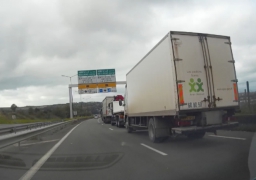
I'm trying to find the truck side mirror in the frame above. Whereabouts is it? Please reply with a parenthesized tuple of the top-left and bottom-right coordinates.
(119, 100, 122, 106)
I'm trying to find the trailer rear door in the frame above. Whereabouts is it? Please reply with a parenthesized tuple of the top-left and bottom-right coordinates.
(205, 37, 238, 107)
(170, 32, 238, 111)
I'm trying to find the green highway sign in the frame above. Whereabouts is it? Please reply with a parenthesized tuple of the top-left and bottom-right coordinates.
(77, 68, 116, 94)
(78, 70, 96, 77)
(97, 69, 115, 76)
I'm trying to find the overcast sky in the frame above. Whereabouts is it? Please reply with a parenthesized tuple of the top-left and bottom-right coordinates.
(0, 0, 255, 107)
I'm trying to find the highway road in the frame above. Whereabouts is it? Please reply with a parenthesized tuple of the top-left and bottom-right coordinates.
(0, 118, 255, 180)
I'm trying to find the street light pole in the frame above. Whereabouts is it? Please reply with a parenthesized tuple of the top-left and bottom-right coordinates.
(69, 87, 73, 119)
(62, 74, 77, 119)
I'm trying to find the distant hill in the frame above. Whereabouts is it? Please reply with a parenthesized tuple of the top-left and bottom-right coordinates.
(0, 102, 102, 120)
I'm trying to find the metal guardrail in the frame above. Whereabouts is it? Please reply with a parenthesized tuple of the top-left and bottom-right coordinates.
(0, 121, 60, 135)
(0, 119, 83, 150)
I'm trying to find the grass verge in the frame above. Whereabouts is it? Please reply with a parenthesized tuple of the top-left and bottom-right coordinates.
(0, 116, 93, 124)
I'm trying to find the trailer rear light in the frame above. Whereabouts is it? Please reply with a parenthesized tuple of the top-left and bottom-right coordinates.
(175, 120, 191, 127)
(222, 115, 236, 122)
(233, 83, 238, 101)
(228, 116, 236, 121)
(178, 84, 185, 105)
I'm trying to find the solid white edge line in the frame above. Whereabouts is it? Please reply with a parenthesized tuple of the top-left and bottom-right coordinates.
(141, 143, 167, 156)
(208, 135, 246, 140)
(109, 128, 113, 130)
(19, 123, 81, 180)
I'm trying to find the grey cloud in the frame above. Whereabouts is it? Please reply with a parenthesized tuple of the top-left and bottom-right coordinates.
(0, 25, 28, 72)
(0, 0, 256, 106)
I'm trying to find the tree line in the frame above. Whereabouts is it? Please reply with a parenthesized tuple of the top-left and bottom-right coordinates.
(4, 102, 102, 119)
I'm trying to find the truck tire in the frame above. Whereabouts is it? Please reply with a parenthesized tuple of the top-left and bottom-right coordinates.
(127, 126, 133, 133)
(126, 119, 133, 133)
(116, 117, 119, 127)
(148, 118, 170, 143)
(148, 118, 161, 143)
(187, 132, 205, 139)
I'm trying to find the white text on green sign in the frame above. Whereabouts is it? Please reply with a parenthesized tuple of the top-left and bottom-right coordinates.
(97, 69, 115, 76)
(78, 70, 96, 77)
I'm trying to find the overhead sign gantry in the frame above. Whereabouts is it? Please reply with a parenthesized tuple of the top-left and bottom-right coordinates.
(67, 68, 126, 118)
(78, 69, 117, 94)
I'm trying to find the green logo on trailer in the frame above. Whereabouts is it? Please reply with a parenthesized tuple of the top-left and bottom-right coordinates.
(189, 78, 204, 92)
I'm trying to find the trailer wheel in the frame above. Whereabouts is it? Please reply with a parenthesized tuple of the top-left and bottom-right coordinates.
(148, 118, 169, 143)
(187, 132, 205, 139)
(126, 119, 133, 133)
(148, 119, 161, 143)
(116, 117, 119, 127)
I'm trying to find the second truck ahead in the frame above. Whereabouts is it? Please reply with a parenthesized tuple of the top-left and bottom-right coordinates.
(101, 96, 114, 123)
(101, 95, 125, 126)
(109, 95, 125, 127)
(121, 31, 239, 142)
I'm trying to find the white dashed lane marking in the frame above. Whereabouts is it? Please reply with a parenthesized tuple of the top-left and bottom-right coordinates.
(208, 135, 246, 140)
(141, 143, 167, 156)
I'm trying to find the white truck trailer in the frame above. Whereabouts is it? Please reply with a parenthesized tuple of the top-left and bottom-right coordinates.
(101, 96, 114, 123)
(122, 31, 239, 142)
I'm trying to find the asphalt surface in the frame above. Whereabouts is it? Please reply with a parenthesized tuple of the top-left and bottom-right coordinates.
(0, 118, 255, 180)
